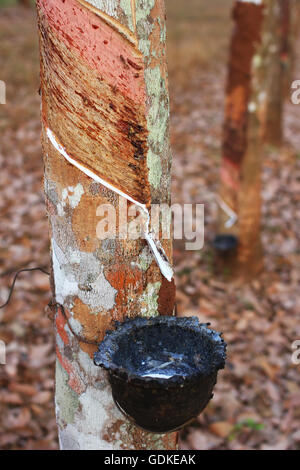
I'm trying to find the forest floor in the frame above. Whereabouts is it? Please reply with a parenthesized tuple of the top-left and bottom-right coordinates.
(0, 2, 300, 450)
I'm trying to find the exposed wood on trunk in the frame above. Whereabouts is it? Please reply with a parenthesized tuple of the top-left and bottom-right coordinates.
(37, 0, 177, 450)
(39, 0, 150, 205)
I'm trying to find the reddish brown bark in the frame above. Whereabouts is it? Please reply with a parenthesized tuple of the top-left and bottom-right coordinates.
(223, 2, 264, 169)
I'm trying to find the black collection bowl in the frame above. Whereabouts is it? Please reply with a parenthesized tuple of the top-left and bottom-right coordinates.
(213, 234, 238, 254)
(94, 316, 226, 433)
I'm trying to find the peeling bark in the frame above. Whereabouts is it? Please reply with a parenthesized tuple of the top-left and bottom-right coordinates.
(37, 0, 177, 450)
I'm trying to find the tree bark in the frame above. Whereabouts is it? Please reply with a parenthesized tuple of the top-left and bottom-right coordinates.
(257, 0, 300, 145)
(258, 0, 293, 146)
(37, 0, 177, 450)
(218, 0, 266, 280)
(260, 0, 284, 146)
(280, 0, 292, 96)
(287, 0, 300, 86)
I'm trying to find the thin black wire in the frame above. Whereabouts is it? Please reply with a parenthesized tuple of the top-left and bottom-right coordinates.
(0, 267, 98, 345)
(0, 267, 50, 309)
(0, 267, 177, 346)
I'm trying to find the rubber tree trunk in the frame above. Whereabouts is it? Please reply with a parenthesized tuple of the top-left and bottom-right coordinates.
(259, 0, 284, 146)
(280, 0, 292, 97)
(259, 0, 293, 146)
(218, 0, 266, 280)
(260, 0, 300, 144)
(37, 0, 177, 450)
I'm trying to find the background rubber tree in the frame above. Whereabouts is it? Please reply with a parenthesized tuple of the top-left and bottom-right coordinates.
(288, 0, 300, 87)
(258, 0, 300, 146)
(218, 0, 267, 280)
(258, 0, 288, 146)
(37, 0, 177, 450)
(218, 0, 299, 279)
(253, 0, 300, 147)
(280, 0, 293, 96)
